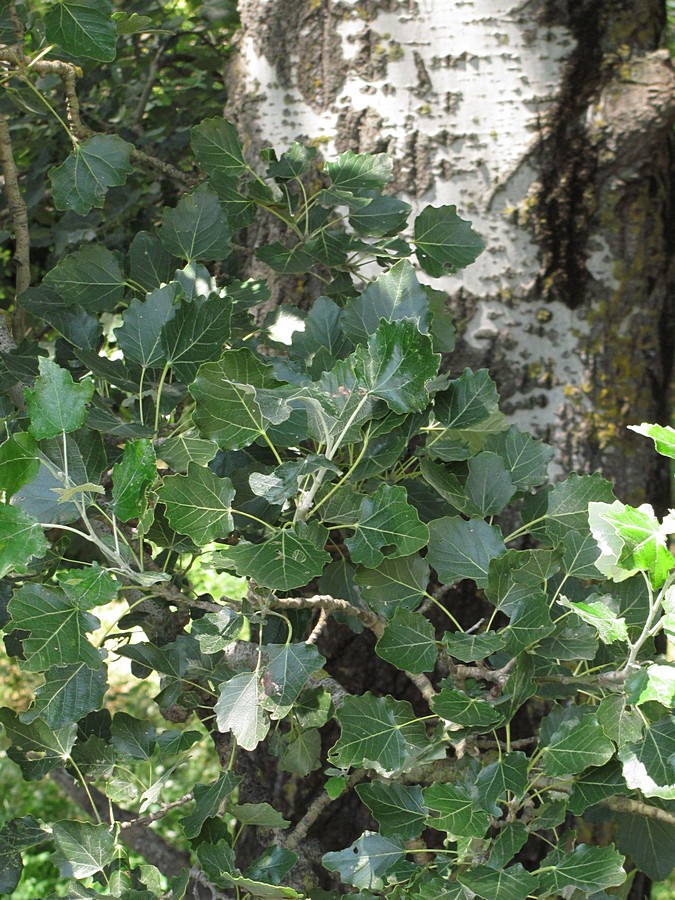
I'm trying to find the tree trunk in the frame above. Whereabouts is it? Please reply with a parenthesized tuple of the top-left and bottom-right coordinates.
(226, 0, 675, 506)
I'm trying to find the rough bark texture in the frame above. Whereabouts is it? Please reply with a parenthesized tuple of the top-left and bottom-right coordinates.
(224, 2, 675, 892)
(226, 0, 675, 504)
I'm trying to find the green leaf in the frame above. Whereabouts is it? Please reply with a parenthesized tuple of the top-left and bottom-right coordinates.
(191, 117, 247, 180)
(190, 350, 290, 450)
(262, 643, 326, 719)
(8, 583, 101, 672)
(414, 205, 485, 276)
(213, 526, 330, 591)
(345, 484, 429, 569)
(322, 832, 404, 891)
(355, 554, 429, 619)
(128, 232, 180, 293)
(424, 783, 491, 837)
(596, 695, 643, 746)
(51, 820, 115, 879)
(26, 358, 94, 439)
(568, 760, 629, 815)
(20, 662, 107, 728)
(0, 817, 49, 895)
(157, 433, 218, 473)
(215, 671, 270, 751)
(116, 283, 178, 370)
(629, 664, 675, 707)
(191, 607, 243, 654)
(44, 0, 116, 62)
(427, 516, 506, 587)
(354, 319, 439, 414)
(463, 451, 515, 517)
(487, 822, 529, 869)
(341, 259, 429, 344)
(43, 244, 125, 312)
(160, 294, 232, 382)
(614, 800, 675, 881)
(250, 456, 339, 505)
(356, 782, 427, 840)
(111, 712, 155, 760)
(157, 464, 234, 544)
(158, 183, 231, 262)
(233, 802, 290, 828)
(618, 717, 675, 800)
(502, 592, 555, 654)
(629, 422, 675, 459)
(375, 607, 437, 674)
(267, 141, 317, 179)
(256, 241, 316, 274)
(279, 728, 322, 776)
(458, 864, 538, 900)
(544, 472, 615, 541)
(561, 530, 602, 578)
(589, 500, 675, 586)
(325, 151, 393, 194)
(542, 710, 614, 776)
(427, 368, 506, 460)
(484, 426, 554, 490)
(0, 708, 76, 780)
(181, 772, 239, 839)
(290, 296, 353, 376)
(476, 752, 528, 815)
(442, 631, 505, 662)
(112, 439, 156, 522)
(329, 692, 431, 776)
(349, 192, 411, 237)
(432, 685, 502, 731)
(49, 134, 134, 215)
(0, 505, 47, 577)
(559, 595, 628, 644)
(538, 843, 626, 894)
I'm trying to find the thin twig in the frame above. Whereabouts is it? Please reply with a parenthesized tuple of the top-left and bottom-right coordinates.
(284, 770, 368, 852)
(306, 608, 329, 645)
(132, 148, 196, 187)
(0, 113, 30, 335)
(119, 792, 194, 829)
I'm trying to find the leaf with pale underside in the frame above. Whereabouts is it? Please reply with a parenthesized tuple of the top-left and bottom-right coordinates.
(0, 505, 47, 578)
(51, 820, 115, 879)
(215, 671, 270, 751)
(322, 832, 404, 892)
(618, 717, 675, 800)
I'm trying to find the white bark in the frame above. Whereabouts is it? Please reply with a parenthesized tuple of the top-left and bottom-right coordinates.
(228, 0, 675, 497)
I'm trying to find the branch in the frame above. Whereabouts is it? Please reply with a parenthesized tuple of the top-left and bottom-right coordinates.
(599, 796, 675, 827)
(284, 770, 368, 852)
(0, 113, 30, 334)
(272, 593, 436, 703)
(118, 792, 194, 830)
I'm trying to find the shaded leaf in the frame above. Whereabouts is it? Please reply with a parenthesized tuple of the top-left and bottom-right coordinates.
(158, 183, 231, 262)
(262, 643, 326, 719)
(424, 783, 490, 837)
(0, 505, 47, 578)
(161, 294, 232, 382)
(356, 782, 427, 840)
(355, 554, 429, 619)
(0, 709, 76, 780)
(375, 607, 437, 674)
(49, 134, 134, 215)
(191, 117, 247, 180)
(44, 244, 125, 312)
(128, 232, 180, 293)
(157, 464, 234, 544)
(542, 710, 614, 776)
(432, 685, 502, 731)
(21, 663, 107, 728)
(345, 484, 429, 569)
(44, 0, 116, 62)
(427, 516, 506, 587)
(181, 772, 239, 839)
(116, 282, 178, 370)
(459, 864, 538, 900)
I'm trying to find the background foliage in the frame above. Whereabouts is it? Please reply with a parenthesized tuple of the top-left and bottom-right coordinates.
(1, 2, 675, 899)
